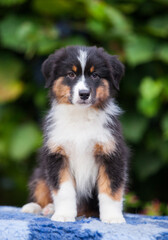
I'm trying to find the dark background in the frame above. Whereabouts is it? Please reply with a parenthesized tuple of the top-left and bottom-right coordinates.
(0, 0, 168, 215)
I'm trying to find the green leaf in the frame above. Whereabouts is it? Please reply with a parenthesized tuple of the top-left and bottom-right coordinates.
(117, 3, 138, 14)
(9, 123, 42, 161)
(161, 113, 168, 140)
(87, 19, 107, 37)
(32, 0, 75, 16)
(157, 44, 168, 63)
(147, 15, 168, 38)
(121, 113, 148, 143)
(146, 131, 168, 162)
(159, 141, 168, 162)
(0, 139, 6, 157)
(0, 15, 58, 57)
(0, 53, 24, 103)
(59, 36, 88, 48)
(124, 35, 156, 66)
(162, 77, 168, 98)
(134, 152, 163, 181)
(155, 0, 168, 5)
(146, 131, 161, 151)
(139, 77, 163, 100)
(87, 1, 131, 38)
(105, 6, 131, 32)
(137, 97, 161, 117)
(0, 0, 26, 5)
(87, 1, 107, 22)
(34, 89, 47, 109)
(137, 77, 163, 117)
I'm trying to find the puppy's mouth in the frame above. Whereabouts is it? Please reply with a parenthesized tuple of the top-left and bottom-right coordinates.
(68, 97, 92, 106)
(76, 99, 92, 106)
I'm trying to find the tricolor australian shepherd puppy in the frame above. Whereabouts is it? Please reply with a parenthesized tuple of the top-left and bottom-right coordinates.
(22, 46, 129, 223)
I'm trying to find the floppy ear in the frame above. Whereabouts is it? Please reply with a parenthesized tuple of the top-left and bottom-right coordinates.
(42, 48, 66, 88)
(42, 54, 55, 88)
(108, 55, 125, 91)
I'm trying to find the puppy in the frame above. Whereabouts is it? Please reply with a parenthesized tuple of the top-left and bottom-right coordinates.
(22, 46, 129, 223)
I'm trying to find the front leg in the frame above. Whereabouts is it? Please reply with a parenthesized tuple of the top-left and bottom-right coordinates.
(46, 147, 77, 222)
(95, 144, 127, 224)
(98, 165, 125, 223)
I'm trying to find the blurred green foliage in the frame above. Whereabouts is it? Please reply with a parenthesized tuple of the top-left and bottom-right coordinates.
(0, 0, 168, 215)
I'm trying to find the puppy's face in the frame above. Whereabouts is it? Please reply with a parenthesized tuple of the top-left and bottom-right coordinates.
(42, 46, 124, 108)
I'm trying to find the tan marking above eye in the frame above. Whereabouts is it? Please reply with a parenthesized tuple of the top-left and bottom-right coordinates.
(72, 65, 77, 72)
(90, 66, 94, 73)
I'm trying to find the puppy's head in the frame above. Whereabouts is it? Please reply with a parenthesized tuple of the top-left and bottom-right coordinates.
(42, 46, 124, 108)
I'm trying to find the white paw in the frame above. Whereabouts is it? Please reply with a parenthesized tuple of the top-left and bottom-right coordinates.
(21, 202, 42, 214)
(51, 212, 75, 222)
(42, 203, 55, 216)
(101, 215, 126, 224)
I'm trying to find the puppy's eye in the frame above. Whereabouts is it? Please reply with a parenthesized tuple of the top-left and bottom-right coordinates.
(91, 72, 99, 79)
(67, 72, 76, 79)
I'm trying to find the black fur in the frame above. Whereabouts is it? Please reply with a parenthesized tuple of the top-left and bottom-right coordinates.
(102, 115, 128, 193)
(45, 152, 66, 190)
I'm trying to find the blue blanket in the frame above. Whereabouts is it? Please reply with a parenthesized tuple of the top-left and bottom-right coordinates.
(0, 206, 168, 240)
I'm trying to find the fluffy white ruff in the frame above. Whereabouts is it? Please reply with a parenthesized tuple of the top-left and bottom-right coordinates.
(99, 193, 125, 224)
(46, 100, 121, 201)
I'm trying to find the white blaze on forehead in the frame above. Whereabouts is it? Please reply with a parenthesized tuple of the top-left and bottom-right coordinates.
(72, 49, 89, 104)
(77, 50, 87, 74)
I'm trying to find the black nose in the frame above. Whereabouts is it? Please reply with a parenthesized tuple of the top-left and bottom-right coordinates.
(79, 89, 90, 100)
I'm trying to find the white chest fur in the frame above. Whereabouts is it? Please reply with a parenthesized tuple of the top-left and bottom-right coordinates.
(46, 101, 121, 199)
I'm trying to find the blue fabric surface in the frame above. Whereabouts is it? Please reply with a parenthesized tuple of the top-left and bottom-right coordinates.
(0, 206, 168, 240)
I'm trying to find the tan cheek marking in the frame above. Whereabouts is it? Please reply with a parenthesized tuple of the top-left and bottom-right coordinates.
(90, 66, 94, 73)
(94, 141, 116, 156)
(98, 165, 124, 201)
(34, 180, 52, 207)
(72, 65, 77, 72)
(93, 79, 110, 108)
(53, 77, 71, 104)
(96, 79, 109, 100)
